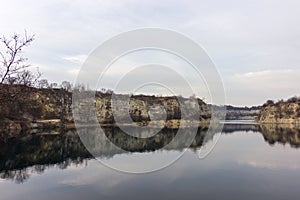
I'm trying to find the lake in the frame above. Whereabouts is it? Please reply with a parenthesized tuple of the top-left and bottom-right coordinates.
(1, 122, 300, 200)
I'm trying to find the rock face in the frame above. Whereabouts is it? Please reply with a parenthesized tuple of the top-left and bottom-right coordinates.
(0, 84, 72, 120)
(0, 85, 73, 138)
(0, 85, 212, 138)
(257, 97, 300, 124)
(74, 93, 212, 126)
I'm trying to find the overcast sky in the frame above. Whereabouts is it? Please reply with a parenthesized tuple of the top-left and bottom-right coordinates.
(1, 0, 300, 106)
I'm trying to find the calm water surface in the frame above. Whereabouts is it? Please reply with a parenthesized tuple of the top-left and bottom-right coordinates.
(1, 122, 300, 200)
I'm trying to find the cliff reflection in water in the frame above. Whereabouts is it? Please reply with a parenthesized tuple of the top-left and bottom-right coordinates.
(1, 124, 300, 183)
(258, 124, 300, 148)
(0, 126, 210, 183)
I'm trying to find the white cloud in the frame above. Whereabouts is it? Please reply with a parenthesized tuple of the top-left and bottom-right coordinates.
(224, 69, 300, 106)
(1, 0, 300, 105)
(235, 69, 296, 79)
(63, 54, 88, 65)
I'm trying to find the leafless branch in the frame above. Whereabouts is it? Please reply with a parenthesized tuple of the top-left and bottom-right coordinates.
(0, 31, 35, 84)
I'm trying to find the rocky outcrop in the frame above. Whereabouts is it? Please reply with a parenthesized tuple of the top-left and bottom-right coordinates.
(74, 93, 212, 127)
(257, 97, 300, 124)
(0, 85, 212, 138)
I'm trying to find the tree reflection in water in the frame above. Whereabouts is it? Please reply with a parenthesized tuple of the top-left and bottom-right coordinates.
(0, 124, 299, 183)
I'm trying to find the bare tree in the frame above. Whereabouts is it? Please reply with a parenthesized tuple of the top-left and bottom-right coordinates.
(0, 31, 40, 119)
(61, 81, 72, 92)
(0, 31, 40, 86)
(49, 82, 58, 89)
(38, 79, 49, 89)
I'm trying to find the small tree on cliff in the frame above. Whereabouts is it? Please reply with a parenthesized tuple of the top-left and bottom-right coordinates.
(263, 100, 274, 107)
(61, 81, 72, 92)
(38, 79, 49, 89)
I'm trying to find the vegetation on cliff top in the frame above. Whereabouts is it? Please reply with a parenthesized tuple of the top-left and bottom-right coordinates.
(257, 96, 300, 124)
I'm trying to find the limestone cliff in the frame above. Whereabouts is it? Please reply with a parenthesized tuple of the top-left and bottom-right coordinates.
(0, 84, 212, 137)
(257, 97, 300, 124)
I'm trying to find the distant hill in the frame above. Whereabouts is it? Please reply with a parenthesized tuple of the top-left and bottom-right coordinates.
(212, 105, 262, 120)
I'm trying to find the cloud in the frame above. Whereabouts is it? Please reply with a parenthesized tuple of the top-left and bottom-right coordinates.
(1, 0, 300, 105)
(63, 54, 88, 65)
(233, 69, 300, 89)
(224, 69, 300, 106)
(235, 69, 296, 79)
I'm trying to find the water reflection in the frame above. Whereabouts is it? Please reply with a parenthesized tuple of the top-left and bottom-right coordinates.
(258, 124, 300, 148)
(0, 123, 299, 183)
(0, 132, 90, 183)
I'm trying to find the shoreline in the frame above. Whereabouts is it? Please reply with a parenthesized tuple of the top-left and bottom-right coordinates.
(2, 117, 300, 141)
(0, 118, 213, 140)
